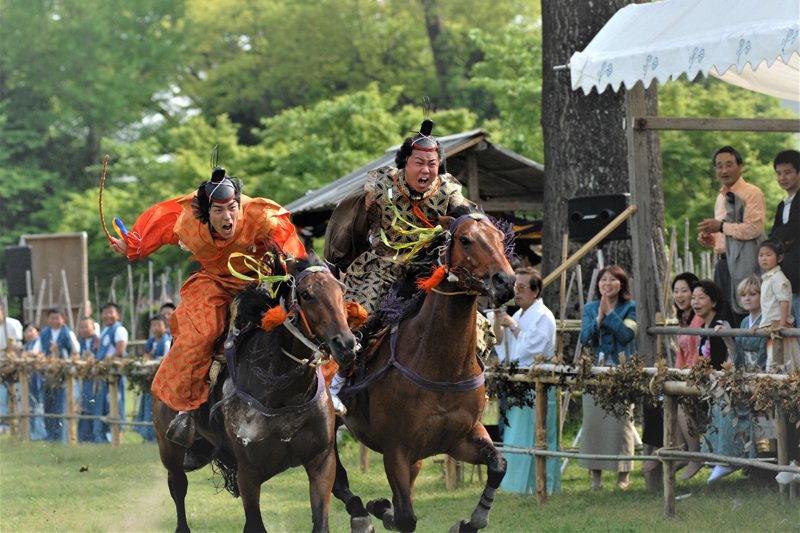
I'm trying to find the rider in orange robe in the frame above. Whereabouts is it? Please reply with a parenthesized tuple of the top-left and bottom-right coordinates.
(109, 167, 306, 444)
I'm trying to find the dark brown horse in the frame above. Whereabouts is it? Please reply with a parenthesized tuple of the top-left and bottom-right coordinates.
(153, 255, 357, 533)
(334, 206, 515, 533)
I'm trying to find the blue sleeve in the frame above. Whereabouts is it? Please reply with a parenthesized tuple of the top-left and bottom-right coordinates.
(602, 301, 637, 344)
(580, 302, 599, 345)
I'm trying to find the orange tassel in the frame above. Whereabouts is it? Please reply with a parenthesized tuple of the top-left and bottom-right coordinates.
(345, 301, 369, 330)
(416, 264, 447, 293)
(261, 305, 288, 332)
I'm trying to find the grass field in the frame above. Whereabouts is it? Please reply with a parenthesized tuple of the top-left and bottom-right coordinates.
(0, 429, 798, 532)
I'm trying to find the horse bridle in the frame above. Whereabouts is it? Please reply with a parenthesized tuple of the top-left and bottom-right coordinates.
(434, 213, 505, 296)
(279, 265, 351, 367)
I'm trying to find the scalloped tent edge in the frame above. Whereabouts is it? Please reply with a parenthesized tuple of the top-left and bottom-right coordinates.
(569, 0, 800, 101)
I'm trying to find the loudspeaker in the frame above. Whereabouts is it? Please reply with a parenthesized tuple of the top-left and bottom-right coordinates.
(567, 194, 630, 243)
(4, 246, 32, 297)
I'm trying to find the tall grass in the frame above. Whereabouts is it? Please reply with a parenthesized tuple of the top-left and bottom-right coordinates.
(0, 431, 796, 532)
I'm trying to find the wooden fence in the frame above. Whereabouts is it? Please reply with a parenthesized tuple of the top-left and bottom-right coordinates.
(489, 326, 800, 517)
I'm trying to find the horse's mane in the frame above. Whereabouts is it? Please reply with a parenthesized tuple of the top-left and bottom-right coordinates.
(231, 252, 327, 330)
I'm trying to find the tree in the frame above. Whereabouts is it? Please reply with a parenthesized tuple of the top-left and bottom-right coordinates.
(541, 0, 664, 296)
(468, 17, 544, 163)
(181, 0, 536, 142)
(0, 0, 190, 260)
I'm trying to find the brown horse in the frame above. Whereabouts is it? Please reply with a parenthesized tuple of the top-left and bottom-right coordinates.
(334, 206, 515, 533)
(153, 255, 357, 533)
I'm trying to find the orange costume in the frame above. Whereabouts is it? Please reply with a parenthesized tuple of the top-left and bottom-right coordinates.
(125, 193, 306, 411)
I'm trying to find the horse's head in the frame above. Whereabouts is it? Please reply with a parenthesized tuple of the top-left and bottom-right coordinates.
(287, 255, 358, 369)
(437, 206, 515, 306)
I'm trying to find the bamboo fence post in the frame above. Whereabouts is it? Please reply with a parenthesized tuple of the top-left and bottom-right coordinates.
(535, 381, 548, 504)
(359, 442, 369, 473)
(35, 279, 46, 327)
(557, 234, 569, 361)
(61, 270, 74, 331)
(127, 265, 136, 340)
(18, 366, 30, 441)
(25, 269, 34, 324)
(6, 382, 18, 437)
(772, 336, 789, 495)
(109, 377, 121, 447)
(444, 456, 461, 490)
(148, 261, 154, 313)
(65, 371, 77, 444)
(662, 393, 678, 517)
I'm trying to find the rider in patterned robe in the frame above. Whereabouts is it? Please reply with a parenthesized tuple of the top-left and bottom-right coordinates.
(329, 119, 495, 413)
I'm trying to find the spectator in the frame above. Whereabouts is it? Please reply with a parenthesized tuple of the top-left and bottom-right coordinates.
(31, 308, 79, 442)
(491, 268, 560, 495)
(97, 302, 128, 441)
(665, 272, 706, 481)
(768, 150, 800, 333)
(76, 317, 104, 443)
(0, 302, 23, 434)
(0, 301, 23, 351)
(680, 280, 731, 480)
(704, 276, 767, 483)
(758, 240, 800, 372)
(697, 146, 765, 324)
(578, 265, 637, 490)
(158, 302, 176, 326)
(135, 314, 172, 442)
(22, 323, 46, 440)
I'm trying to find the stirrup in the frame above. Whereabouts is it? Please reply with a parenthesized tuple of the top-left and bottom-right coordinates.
(166, 411, 196, 448)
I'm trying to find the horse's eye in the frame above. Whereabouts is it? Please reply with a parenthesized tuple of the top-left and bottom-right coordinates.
(459, 235, 471, 246)
(300, 290, 312, 301)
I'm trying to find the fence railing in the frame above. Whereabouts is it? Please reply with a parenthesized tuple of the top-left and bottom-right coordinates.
(0, 356, 159, 447)
(488, 327, 800, 517)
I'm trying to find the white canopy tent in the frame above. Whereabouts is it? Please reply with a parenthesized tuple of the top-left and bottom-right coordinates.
(569, 0, 800, 101)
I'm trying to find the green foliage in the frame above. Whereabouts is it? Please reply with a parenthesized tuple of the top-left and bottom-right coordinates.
(181, 0, 537, 141)
(468, 17, 544, 162)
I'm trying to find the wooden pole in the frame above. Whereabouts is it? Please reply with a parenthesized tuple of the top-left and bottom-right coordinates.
(444, 456, 462, 490)
(94, 277, 101, 319)
(662, 393, 677, 518)
(127, 265, 136, 340)
(557, 234, 570, 361)
(109, 378, 121, 447)
(6, 383, 18, 437)
(35, 279, 46, 327)
(542, 205, 637, 289)
(535, 381, 548, 504)
(359, 442, 369, 473)
(65, 373, 77, 444)
(60, 270, 74, 331)
(25, 269, 34, 324)
(175, 268, 183, 304)
(148, 261, 154, 315)
(18, 366, 31, 441)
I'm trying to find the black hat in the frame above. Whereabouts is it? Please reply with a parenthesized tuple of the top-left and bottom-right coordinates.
(204, 167, 236, 204)
(395, 118, 446, 173)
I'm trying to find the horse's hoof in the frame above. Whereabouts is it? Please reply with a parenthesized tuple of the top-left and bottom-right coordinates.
(350, 515, 375, 533)
(449, 519, 478, 533)
(366, 498, 392, 519)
